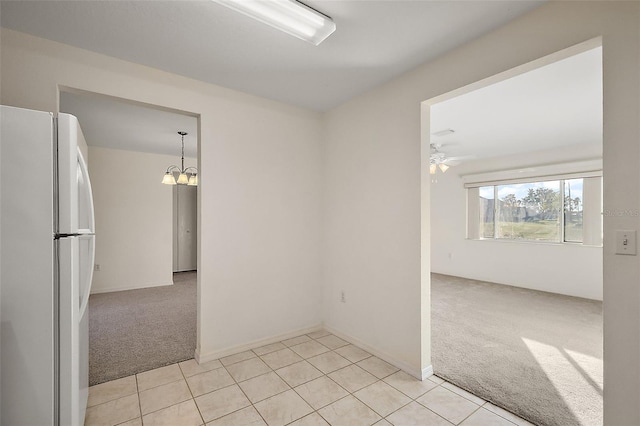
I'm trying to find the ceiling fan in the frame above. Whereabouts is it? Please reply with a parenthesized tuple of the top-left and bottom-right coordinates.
(429, 143, 468, 175)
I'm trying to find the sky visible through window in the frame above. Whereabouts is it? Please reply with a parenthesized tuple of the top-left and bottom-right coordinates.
(480, 180, 584, 202)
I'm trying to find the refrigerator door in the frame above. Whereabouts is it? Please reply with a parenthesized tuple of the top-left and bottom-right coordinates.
(1, 105, 56, 426)
(58, 113, 95, 235)
(58, 234, 94, 426)
(57, 112, 94, 426)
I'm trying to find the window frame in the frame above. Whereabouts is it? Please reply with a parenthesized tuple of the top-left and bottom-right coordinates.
(463, 162, 602, 247)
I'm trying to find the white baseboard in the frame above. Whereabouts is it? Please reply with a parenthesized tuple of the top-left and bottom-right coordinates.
(324, 325, 431, 381)
(421, 365, 434, 380)
(90, 281, 173, 294)
(195, 324, 323, 364)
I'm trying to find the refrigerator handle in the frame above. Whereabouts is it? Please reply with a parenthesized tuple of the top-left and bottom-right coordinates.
(79, 235, 95, 319)
(77, 147, 95, 234)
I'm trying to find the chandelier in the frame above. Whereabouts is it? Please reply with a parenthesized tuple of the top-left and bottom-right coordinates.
(162, 131, 198, 186)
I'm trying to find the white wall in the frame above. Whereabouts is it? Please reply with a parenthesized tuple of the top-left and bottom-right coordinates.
(323, 2, 639, 423)
(323, 87, 425, 377)
(431, 145, 603, 300)
(0, 28, 323, 359)
(88, 146, 196, 293)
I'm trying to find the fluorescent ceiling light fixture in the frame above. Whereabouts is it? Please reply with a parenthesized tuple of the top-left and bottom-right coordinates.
(214, 0, 336, 45)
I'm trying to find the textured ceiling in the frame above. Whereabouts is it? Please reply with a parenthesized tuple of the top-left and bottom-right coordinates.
(1, 0, 543, 112)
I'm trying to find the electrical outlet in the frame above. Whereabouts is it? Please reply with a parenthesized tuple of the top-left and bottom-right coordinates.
(94, 264, 101, 271)
(340, 291, 346, 303)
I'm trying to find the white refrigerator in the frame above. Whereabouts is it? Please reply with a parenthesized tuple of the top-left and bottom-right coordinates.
(1, 105, 95, 426)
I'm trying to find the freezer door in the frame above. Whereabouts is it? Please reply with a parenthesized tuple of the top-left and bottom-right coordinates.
(58, 113, 95, 235)
(58, 234, 94, 426)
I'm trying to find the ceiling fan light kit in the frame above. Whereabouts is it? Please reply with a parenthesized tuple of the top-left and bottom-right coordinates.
(430, 143, 454, 175)
(213, 0, 336, 46)
(429, 161, 450, 175)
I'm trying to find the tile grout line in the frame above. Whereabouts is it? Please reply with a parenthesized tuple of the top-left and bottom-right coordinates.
(228, 356, 271, 426)
(348, 372, 411, 423)
(379, 374, 428, 418)
(178, 361, 206, 426)
(211, 362, 253, 423)
(409, 381, 466, 426)
(135, 374, 142, 425)
(85, 377, 139, 412)
(456, 404, 483, 426)
(134, 367, 193, 420)
(283, 363, 326, 424)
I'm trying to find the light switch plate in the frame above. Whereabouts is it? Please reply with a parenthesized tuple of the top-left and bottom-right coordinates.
(616, 230, 637, 255)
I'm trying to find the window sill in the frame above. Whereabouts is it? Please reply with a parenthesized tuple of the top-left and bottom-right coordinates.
(466, 238, 603, 248)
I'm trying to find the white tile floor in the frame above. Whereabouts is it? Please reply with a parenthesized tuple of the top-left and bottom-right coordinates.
(85, 330, 535, 426)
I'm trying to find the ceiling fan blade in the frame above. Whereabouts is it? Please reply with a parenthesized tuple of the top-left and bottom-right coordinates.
(445, 155, 476, 162)
(433, 141, 460, 147)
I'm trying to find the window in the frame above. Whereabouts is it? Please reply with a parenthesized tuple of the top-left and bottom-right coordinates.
(470, 176, 601, 245)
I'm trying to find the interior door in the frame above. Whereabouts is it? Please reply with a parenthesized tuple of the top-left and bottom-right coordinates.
(173, 185, 197, 272)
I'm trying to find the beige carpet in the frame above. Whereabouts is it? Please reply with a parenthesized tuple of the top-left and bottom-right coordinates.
(431, 273, 603, 426)
(88, 272, 197, 385)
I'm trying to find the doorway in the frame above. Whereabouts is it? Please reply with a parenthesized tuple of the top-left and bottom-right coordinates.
(59, 88, 201, 385)
(422, 39, 603, 426)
